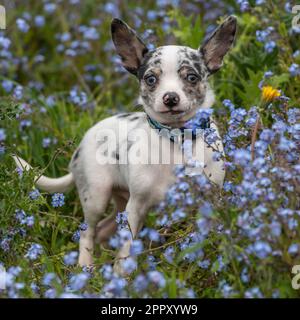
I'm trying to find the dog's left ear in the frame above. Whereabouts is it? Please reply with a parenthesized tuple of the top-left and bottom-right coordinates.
(199, 15, 237, 74)
(111, 18, 148, 75)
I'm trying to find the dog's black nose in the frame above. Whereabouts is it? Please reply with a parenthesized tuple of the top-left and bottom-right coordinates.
(163, 92, 180, 108)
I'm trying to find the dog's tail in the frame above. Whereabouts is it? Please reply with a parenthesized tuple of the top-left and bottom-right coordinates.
(13, 155, 75, 193)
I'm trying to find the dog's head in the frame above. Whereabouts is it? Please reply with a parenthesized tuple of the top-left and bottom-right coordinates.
(111, 16, 237, 127)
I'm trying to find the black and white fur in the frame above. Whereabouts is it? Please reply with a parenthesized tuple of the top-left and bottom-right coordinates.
(14, 16, 237, 274)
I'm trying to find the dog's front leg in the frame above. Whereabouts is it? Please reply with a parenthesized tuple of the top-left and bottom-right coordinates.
(113, 196, 148, 275)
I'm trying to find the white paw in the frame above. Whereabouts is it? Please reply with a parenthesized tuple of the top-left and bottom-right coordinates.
(78, 251, 93, 267)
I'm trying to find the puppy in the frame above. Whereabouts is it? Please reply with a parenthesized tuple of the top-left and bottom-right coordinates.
(14, 16, 237, 274)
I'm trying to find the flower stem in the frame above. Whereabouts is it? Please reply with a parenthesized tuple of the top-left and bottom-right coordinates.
(251, 116, 260, 161)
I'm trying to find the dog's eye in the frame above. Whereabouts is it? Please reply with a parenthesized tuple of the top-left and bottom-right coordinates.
(187, 74, 198, 84)
(145, 75, 157, 86)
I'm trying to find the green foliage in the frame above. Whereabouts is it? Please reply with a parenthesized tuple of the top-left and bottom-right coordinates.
(168, 9, 204, 48)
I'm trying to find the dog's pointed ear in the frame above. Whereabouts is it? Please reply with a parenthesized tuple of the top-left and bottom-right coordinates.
(199, 15, 237, 74)
(111, 18, 148, 75)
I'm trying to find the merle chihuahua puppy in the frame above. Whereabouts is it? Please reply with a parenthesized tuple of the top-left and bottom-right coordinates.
(14, 16, 237, 274)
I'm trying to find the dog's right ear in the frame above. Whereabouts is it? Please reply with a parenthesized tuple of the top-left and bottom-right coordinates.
(111, 18, 148, 76)
(199, 15, 237, 75)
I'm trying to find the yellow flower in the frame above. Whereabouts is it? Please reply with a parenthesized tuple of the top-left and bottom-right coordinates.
(261, 86, 280, 103)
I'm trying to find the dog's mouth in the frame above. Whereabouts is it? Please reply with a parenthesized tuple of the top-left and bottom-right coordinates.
(160, 110, 186, 115)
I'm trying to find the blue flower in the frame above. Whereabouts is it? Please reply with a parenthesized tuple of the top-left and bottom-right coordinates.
(272, 290, 280, 298)
(198, 259, 210, 269)
(29, 189, 40, 200)
(25, 216, 35, 227)
(237, 0, 250, 12)
(94, 75, 103, 83)
(82, 27, 99, 40)
(103, 277, 127, 297)
(0, 237, 10, 251)
(34, 15, 45, 27)
(60, 292, 81, 298)
(133, 274, 148, 292)
(156, 214, 169, 227)
(103, 3, 120, 16)
(42, 273, 60, 287)
(44, 288, 57, 298)
(121, 257, 137, 274)
(259, 129, 275, 144)
(100, 264, 113, 280)
(72, 230, 80, 243)
(184, 108, 213, 131)
(177, 181, 189, 191)
(130, 240, 144, 256)
(69, 88, 88, 108)
(147, 229, 160, 242)
(272, 120, 287, 134)
(116, 211, 128, 229)
(215, 255, 226, 272)
(200, 202, 213, 217)
(264, 41, 276, 53)
(146, 255, 157, 271)
(45, 95, 55, 107)
(147, 10, 158, 21)
(293, 50, 300, 58)
(25, 243, 43, 260)
(244, 287, 263, 298)
(270, 220, 281, 237)
(277, 208, 294, 217)
(68, 273, 90, 291)
(277, 137, 296, 152)
(252, 241, 272, 259)
(13, 85, 23, 100)
(79, 222, 88, 231)
(8, 266, 22, 276)
(16, 18, 30, 33)
(256, 30, 269, 42)
(222, 99, 235, 111)
(233, 149, 251, 167)
(63, 251, 78, 265)
(288, 243, 299, 255)
(44, 3, 57, 14)
(15, 209, 26, 222)
(241, 268, 249, 283)
(2, 80, 14, 93)
(288, 218, 298, 230)
(289, 63, 300, 77)
(42, 137, 52, 148)
(219, 280, 234, 298)
(164, 246, 175, 263)
(51, 193, 65, 207)
(264, 70, 273, 78)
(30, 282, 39, 294)
(0, 36, 11, 50)
(147, 271, 166, 288)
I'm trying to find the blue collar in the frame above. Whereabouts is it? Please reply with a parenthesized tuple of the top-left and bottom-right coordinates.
(146, 114, 210, 143)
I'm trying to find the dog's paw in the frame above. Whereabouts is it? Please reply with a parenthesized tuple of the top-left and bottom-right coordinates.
(78, 251, 93, 267)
